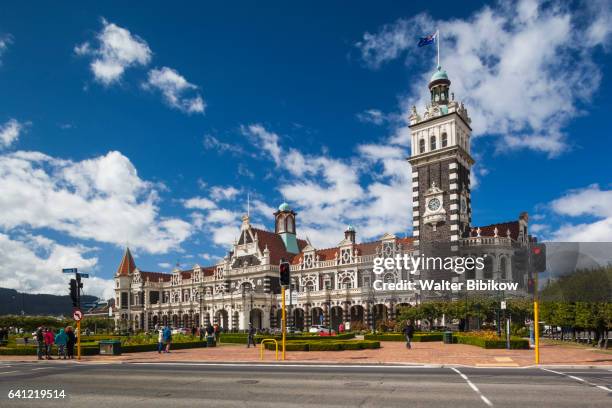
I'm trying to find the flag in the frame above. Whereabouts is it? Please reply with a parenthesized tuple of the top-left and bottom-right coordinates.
(418, 32, 437, 47)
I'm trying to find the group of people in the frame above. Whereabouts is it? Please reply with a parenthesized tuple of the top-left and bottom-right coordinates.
(34, 326, 76, 360)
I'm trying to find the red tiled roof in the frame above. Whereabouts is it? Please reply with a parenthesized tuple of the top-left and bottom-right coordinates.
(471, 221, 521, 240)
(251, 227, 303, 265)
(116, 247, 136, 276)
(139, 271, 171, 282)
(290, 236, 416, 265)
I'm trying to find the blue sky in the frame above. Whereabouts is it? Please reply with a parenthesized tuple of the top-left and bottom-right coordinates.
(0, 0, 611, 299)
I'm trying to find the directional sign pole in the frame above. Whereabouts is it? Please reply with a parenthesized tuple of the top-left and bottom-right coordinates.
(77, 320, 81, 361)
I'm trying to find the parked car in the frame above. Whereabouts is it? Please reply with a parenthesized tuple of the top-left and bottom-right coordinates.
(309, 325, 336, 336)
(171, 327, 190, 335)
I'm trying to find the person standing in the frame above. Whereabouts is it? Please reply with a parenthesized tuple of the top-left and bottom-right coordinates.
(403, 320, 415, 349)
(163, 325, 172, 353)
(199, 325, 205, 341)
(157, 327, 164, 354)
(213, 324, 220, 344)
(44, 328, 55, 360)
(35, 327, 45, 360)
(65, 326, 76, 359)
(247, 323, 256, 348)
(55, 328, 67, 359)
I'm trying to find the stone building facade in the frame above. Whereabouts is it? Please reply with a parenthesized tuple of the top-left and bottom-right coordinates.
(114, 66, 535, 332)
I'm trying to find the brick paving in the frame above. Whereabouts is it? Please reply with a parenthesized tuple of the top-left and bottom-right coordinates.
(3, 341, 611, 367)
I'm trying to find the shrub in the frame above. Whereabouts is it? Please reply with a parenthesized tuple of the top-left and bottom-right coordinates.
(263, 339, 380, 351)
(364, 333, 443, 342)
(454, 333, 529, 349)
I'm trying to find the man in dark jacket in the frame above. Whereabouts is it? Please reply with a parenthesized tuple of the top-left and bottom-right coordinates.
(403, 320, 415, 349)
(35, 327, 45, 360)
(247, 323, 256, 348)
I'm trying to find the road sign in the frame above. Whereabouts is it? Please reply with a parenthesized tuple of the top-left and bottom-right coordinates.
(501, 301, 507, 310)
(78, 273, 90, 278)
(73, 309, 83, 321)
(62, 268, 78, 273)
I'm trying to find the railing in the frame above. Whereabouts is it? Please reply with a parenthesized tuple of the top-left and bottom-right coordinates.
(260, 339, 279, 361)
(460, 237, 513, 247)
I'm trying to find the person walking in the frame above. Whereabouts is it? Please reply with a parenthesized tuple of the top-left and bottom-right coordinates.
(199, 325, 204, 341)
(213, 324, 220, 344)
(54, 328, 68, 359)
(247, 323, 256, 348)
(43, 328, 55, 360)
(35, 326, 45, 360)
(403, 320, 415, 349)
(191, 326, 196, 337)
(163, 325, 172, 353)
(157, 327, 164, 354)
(65, 326, 76, 359)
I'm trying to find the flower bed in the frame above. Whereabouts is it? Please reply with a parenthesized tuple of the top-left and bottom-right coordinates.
(263, 339, 380, 351)
(0, 341, 208, 355)
(453, 333, 529, 349)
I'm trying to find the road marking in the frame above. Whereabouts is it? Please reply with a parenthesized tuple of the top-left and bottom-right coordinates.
(541, 368, 612, 392)
(31, 367, 51, 371)
(451, 367, 493, 407)
(131, 362, 438, 369)
(0, 370, 19, 374)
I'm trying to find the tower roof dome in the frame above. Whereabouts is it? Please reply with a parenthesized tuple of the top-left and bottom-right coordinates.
(278, 202, 291, 212)
(430, 65, 449, 82)
(345, 224, 355, 232)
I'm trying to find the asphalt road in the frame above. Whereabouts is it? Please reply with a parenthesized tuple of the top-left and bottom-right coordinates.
(0, 361, 610, 407)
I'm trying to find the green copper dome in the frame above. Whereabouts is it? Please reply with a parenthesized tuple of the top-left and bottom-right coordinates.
(430, 65, 449, 82)
(278, 202, 291, 212)
(346, 224, 355, 232)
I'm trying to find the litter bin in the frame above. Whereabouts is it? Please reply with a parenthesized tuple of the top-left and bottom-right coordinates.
(99, 340, 122, 355)
(443, 331, 453, 344)
(206, 335, 216, 347)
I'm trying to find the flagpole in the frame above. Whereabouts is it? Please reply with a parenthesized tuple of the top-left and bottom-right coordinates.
(437, 29, 440, 67)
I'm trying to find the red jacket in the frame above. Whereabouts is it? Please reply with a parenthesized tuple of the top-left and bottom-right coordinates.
(44, 331, 54, 345)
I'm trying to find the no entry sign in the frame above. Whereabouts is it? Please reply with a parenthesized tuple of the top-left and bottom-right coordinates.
(73, 309, 83, 321)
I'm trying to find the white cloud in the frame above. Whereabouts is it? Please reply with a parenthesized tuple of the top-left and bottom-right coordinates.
(158, 262, 172, 269)
(356, 109, 388, 125)
(210, 186, 239, 201)
(549, 184, 612, 241)
(0, 119, 22, 149)
(242, 124, 412, 248)
(0, 34, 12, 64)
(75, 18, 152, 84)
(0, 150, 192, 253)
(355, 0, 612, 157)
(0, 232, 114, 300)
(184, 196, 216, 210)
(144, 67, 205, 114)
(242, 124, 282, 166)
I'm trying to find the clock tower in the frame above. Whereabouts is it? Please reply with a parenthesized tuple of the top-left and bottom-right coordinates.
(408, 66, 474, 248)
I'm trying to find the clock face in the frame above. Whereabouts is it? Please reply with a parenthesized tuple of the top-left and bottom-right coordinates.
(428, 197, 441, 211)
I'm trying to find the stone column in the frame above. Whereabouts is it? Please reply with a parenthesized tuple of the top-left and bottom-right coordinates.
(304, 304, 311, 330)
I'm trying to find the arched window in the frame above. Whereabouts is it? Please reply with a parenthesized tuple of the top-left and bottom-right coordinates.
(430, 135, 436, 151)
(500, 257, 508, 280)
(483, 256, 493, 279)
(441, 132, 448, 147)
(276, 214, 286, 233)
(419, 139, 426, 154)
(286, 216, 294, 233)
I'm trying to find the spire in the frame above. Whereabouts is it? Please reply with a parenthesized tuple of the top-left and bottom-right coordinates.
(116, 247, 136, 276)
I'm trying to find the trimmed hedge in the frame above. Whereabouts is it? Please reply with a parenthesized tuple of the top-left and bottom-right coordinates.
(364, 333, 443, 342)
(454, 334, 529, 349)
(0, 341, 208, 356)
(220, 332, 356, 344)
(263, 340, 380, 351)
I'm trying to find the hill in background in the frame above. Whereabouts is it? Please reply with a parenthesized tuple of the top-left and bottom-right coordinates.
(0, 287, 99, 316)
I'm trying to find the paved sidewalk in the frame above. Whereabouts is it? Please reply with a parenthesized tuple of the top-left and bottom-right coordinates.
(3, 341, 611, 367)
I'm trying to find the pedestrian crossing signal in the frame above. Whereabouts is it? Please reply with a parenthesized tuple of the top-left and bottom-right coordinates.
(279, 260, 291, 286)
(69, 279, 78, 307)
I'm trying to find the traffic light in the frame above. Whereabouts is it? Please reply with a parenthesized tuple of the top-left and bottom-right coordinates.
(530, 243, 546, 273)
(279, 260, 291, 286)
(69, 279, 78, 307)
